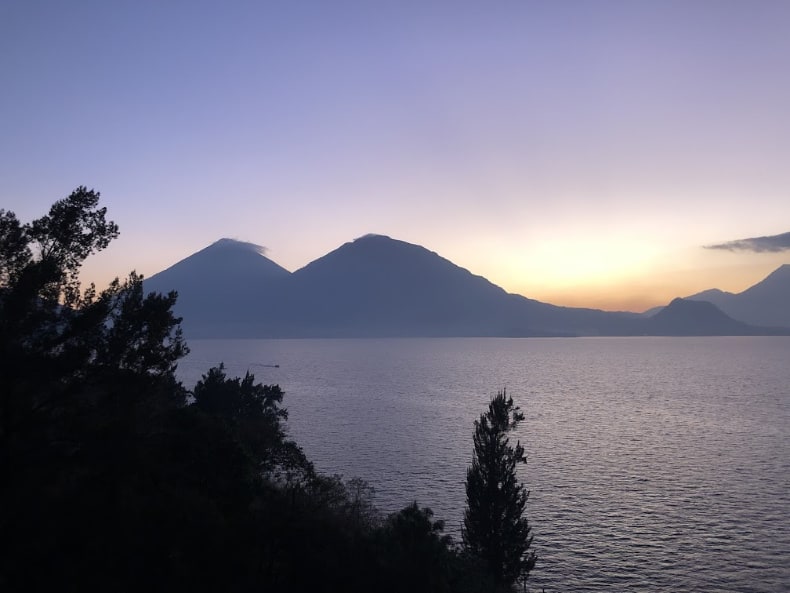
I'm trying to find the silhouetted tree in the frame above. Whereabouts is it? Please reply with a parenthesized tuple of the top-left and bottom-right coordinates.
(463, 390, 536, 588)
(192, 363, 312, 482)
(0, 188, 194, 591)
(377, 502, 455, 593)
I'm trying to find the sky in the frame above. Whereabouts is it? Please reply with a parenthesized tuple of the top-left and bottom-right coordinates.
(2, 0, 789, 312)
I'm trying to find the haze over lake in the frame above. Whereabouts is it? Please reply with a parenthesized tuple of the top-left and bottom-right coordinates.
(180, 337, 789, 592)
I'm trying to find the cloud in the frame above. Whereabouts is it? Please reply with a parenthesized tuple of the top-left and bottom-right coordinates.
(705, 231, 790, 253)
(214, 237, 268, 255)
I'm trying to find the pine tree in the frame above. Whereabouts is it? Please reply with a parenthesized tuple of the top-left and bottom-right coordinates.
(462, 390, 536, 588)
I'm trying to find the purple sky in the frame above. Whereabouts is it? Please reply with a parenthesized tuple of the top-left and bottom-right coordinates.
(2, 1, 789, 311)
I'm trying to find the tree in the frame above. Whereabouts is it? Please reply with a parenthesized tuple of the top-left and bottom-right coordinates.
(192, 363, 311, 482)
(1, 189, 187, 471)
(3, 186, 118, 308)
(0, 188, 195, 591)
(378, 502, 455, 593)
(462, 390, 536, 588)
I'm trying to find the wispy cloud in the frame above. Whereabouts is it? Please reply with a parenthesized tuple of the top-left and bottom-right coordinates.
(705, 231, 790, 253)
(214, 238, 268, 255)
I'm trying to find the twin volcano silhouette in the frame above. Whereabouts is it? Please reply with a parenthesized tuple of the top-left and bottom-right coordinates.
(144, 235, 790, 338)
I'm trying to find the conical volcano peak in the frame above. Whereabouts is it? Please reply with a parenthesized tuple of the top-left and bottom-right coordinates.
(145, 237, 290, 293)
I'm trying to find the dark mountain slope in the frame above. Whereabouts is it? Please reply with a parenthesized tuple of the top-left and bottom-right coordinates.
(283, 235, 525, 336)
(641, 297, 789, 335)
(645, 298, 756, 335)
(283, 234, 641, 337)
(144, 239, 291, 336)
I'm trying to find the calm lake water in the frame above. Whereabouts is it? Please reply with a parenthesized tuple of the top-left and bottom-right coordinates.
(179, 337, 790, 592)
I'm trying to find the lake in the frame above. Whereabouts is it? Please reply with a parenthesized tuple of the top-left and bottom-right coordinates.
(178, 337, 790, 592)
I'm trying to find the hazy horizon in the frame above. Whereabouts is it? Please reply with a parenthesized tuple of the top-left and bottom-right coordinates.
(3, 2, 789, 311)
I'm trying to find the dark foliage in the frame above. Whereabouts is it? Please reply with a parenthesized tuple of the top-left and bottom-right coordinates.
(1, 189, 530, 592)
(463, 390, 537, 588)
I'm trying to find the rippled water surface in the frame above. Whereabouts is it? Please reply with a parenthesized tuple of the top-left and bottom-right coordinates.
(179, 337, 790, 592)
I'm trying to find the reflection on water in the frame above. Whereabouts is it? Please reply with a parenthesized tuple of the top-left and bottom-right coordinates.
(180, 337, 790, 592)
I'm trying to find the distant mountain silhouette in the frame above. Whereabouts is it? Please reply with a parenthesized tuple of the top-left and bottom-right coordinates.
(685, 264, 790, 328)
(645, 264, 790, 328)
(143, 236, 789, 338)
(643, 298, 773, 336)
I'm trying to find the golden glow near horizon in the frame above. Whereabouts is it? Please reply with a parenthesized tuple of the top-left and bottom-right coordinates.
(502, 249, 790, 312)
(522, 238, 662, 289)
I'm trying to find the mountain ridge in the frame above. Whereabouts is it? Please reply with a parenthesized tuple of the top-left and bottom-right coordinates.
(143, 237, 790, 338)
(681, 264, 790, 327)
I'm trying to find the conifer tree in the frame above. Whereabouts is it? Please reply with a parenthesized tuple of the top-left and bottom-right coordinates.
(462, 390, 536, 588)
